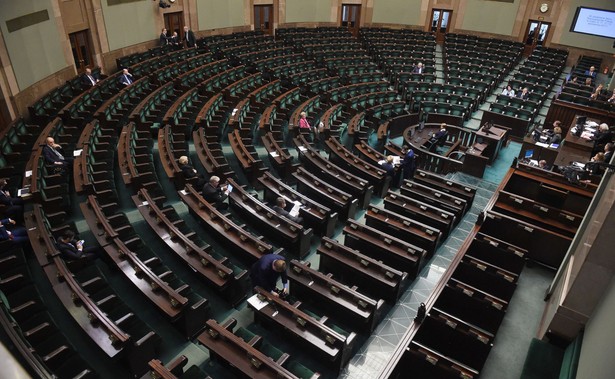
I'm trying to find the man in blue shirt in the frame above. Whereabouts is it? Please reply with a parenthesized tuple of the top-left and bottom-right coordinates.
(250, 254, 289, 296)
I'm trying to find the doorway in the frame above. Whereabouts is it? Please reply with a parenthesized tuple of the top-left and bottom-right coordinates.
(430, 9, 452, 43)
(523, 20, 550, 56)
(341, 4, 361, 37)
(69, 30, 94, 73)
(254, 5, 273, 35)
(164, 12, 184, 41)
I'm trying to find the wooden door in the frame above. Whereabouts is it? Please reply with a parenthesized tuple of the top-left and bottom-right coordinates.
(164, 12, 184, 41)
(341, 4, 361, 37)
(68, 30, 93, 72)
(430, 9, 452, 43)
(254, 5, 273, 35)
(523, 20, 551, 56)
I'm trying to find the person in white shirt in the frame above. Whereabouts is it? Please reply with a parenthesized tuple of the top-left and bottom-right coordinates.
(502, 84, 515, 97)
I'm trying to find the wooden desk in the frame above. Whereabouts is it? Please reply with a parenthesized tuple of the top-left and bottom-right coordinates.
(519, 136, 559, 166)
(563, 129, 593, 152)
(474, 125, 508, 164)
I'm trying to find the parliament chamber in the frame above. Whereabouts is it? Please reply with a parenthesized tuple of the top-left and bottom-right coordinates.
(1, 1, 615, 378)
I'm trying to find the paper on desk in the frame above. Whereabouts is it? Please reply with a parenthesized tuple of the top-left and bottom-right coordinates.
(535, 142, 549, 147)
(269, 151, 279, 157)
(73, 149, 83, 157)
(247, 294, 268, 310)
(25, 170, 32, 178)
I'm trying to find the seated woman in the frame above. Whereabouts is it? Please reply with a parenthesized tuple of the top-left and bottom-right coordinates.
(501, 85, 515, 97)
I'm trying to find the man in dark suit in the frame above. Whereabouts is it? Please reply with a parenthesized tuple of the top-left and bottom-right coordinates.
(412, 62, 424, 74)
(604, 143, 613, 163)
(584, 66, 597, 80)
(250, 254, 289, 296)
(42, 137, 73, 172)
(81, 68, 99, 89)
(401, 145, 416, 180)
(379, 156, 396, 178)
(0, 179, 24, 222)
(119, 68, 133, 87)
(160, 28, 169, 45)
(0, 217, 28, 247)
(202, 176, 229, 210)
(184, 26, 196, 48)
(178, 155, 207, 188)
(272, 197, 303, 224)
(56, 229, 101, 261)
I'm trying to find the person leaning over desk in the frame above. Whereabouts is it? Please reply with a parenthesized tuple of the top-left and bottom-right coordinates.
(250, 254, 289, 297)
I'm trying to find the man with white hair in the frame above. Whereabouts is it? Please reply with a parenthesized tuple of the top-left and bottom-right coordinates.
(412, 62, 424, 74)
(202, 176, 229, 210)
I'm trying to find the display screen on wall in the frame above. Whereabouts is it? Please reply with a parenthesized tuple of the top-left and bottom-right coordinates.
(570, 7, 615, 38)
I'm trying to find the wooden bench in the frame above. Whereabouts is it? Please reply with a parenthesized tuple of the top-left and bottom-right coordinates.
(145, 356, 213, 379)
(79, 195, 208, 337)
(325, 137, 390, 198)
(413, 308, 494, 371)
(261, 132, 298, 179)
(365, 205, 442, 257)
(317, 237, 408, 301)
(258, 171, 338, 237)
(400, 180, 467, 220)
(433, 278, 508, 335)
(227, 178, 313, 258)
(480, 210, 573, 269)
(414, 169, 477, 206)
(389, 341, 479, 379)
(249, 287, 356, 372)
(179, 184, 274, 263)
(288, 260, 385, 332)
(197, 318, 320, 379)
(192, 127, 234, 180)
(133, 188, 249, 306)
(294, 135, 373, 209)
(343, 219, 427, 280)
(228, 129, 268, 184)
(293, 167, 358, 220)
(383, 191, 456, 236)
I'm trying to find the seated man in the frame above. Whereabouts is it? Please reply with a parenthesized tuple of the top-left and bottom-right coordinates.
(538, 160, 551, 170)
(119, 68, 133, 87)
(272, 197, 303, 224)
(412, 62, 424, 74)
(250, 254, 289, 297)
(586, 123, 612, 156)
(178, 156, 206, 189)
(81, 68, 99, 89)
(42, 137, 73, 173)
(0, 178, 24, 221)
(584, 66, 597, 79)
(0, 217, 28, 248)
(604, 143, 613, 163)
(202, 176, 229, 210)
(518, 87, 530, 100)
(56, 229, 101, 262)
(427, 123, 447, 151)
